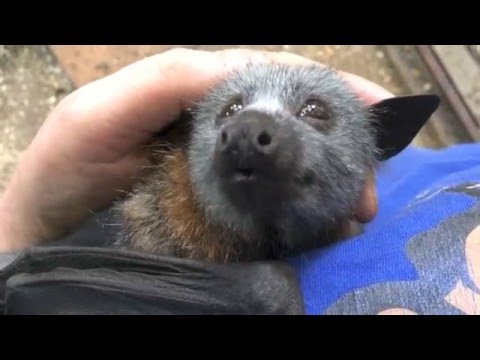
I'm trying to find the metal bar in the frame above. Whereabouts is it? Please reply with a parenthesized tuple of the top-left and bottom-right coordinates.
(416, 45, 480, 141)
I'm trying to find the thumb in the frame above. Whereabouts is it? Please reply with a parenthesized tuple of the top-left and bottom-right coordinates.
(354, 169, 378, 224)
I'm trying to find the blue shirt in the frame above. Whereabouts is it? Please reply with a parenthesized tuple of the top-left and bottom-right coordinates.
(291, 143, 480, 315)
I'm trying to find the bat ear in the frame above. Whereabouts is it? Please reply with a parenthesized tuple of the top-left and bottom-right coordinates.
(370, 94, 440, 160)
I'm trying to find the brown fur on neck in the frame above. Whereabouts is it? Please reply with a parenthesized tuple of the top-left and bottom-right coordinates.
(119, 147, 279, 263)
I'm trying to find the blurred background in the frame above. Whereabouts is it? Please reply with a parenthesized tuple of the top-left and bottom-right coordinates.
(1, 45, 479, 192)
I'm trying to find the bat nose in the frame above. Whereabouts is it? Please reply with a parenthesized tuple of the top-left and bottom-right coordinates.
(218, 110, 278, 157)
(214, 110, 295, 184)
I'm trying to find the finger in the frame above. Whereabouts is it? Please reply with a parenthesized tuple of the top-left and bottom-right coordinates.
(255, 51, 393, 105)
(259, 50, 394, 105)
(354, 169, 378, 224)
(340, 72, 394, 105)
(263, 50, 316, 65)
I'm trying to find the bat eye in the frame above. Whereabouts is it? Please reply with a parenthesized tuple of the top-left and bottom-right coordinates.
(220, 98, 243, 118)
(298, 100, 330, 120)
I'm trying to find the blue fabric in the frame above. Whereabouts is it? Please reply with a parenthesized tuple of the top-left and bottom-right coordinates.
(290, 143, 480, 315)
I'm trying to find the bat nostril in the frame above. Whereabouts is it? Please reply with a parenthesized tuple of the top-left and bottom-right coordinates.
(257, 132, 272, 147)
(221, 130, 228, 145)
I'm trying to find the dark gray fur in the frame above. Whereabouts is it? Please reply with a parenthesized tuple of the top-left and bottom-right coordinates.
(117, 63, 379, 260)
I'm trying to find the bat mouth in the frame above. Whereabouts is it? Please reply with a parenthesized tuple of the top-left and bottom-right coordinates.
(217, 168, 303, 215)
(233, 168, 256, 182)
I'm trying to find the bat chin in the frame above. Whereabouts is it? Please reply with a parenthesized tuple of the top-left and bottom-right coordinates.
(217, 174, 299, 217)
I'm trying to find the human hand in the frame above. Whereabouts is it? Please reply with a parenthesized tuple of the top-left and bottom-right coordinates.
(0, 48, 392, 252)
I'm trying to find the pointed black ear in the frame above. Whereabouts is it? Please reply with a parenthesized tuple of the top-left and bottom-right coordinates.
(370, 94, 440, 160)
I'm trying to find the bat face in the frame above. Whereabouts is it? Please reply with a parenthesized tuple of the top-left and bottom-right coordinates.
(188, 63, 377, 237)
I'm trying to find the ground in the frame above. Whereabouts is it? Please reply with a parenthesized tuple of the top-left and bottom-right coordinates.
(0, 46, 72, 191)
(0, 45, 465, 192)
